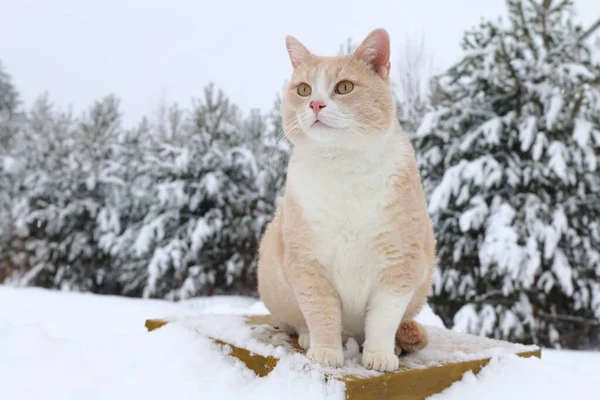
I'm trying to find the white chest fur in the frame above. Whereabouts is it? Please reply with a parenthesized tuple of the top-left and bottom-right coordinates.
(287, 137, 405, 338)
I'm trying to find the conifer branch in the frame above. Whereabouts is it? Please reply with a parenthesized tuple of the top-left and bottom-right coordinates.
(580, 17, 600, 42)
(549, 0, 570, 14)
(540, 0, 551, 49)
(515, 0, 539, 58)
(474, 290, 506, 303)
(498, 33, 524, 118)
(571, 91, 584, 119)
(537, 311, 600, 326)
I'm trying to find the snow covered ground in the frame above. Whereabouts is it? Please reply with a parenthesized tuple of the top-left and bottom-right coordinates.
(0, 286, 598, 399)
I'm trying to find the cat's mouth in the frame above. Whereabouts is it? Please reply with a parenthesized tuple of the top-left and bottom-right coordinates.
(312, 120, 331, 128)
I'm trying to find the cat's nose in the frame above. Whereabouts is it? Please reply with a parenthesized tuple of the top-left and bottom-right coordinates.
(309, 100, 326, 115)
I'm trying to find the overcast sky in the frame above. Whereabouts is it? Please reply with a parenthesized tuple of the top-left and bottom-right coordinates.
(1, 0, 599, 126)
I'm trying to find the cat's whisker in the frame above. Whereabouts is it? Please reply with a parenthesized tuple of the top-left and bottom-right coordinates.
(265, 127, 289, 168)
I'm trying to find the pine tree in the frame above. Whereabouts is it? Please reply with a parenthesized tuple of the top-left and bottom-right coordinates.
(0, 60, 19, 121)
(0, 60, 21, 283)
(416, 0, 600, 349)
(111, 85, 268, 299)
(96, 114, 157, 296)
(4, 95, 123, 292)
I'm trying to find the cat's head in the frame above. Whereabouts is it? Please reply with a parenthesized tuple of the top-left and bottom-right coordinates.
(281, 29, 396, 149)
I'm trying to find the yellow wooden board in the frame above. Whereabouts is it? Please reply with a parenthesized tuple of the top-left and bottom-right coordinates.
(145, 314, 541, 400)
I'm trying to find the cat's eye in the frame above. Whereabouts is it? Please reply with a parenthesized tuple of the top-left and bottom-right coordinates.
(335, 80, 354, 95)
(297, 83, 312, 97)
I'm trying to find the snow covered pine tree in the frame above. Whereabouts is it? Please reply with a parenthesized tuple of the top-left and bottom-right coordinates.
(416, 0, 600, 349)
(111, 84, 273, 300)
(0, 60, 18, 121)
(1, 79, 286, 299)
(0, 60, 21, 283)
(4, 96, 122, 292)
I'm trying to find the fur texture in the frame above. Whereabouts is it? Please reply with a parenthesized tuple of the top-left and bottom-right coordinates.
(257, 28, 436, 372)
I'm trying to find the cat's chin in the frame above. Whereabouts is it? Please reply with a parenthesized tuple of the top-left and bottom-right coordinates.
(305, 123, 339, 144)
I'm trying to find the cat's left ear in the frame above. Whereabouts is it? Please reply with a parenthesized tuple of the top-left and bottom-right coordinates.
(285, 35, 312, 69)
(354, 28, 391, 79)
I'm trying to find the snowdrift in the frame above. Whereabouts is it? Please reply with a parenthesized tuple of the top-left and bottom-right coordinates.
(145, 313, 540, 399)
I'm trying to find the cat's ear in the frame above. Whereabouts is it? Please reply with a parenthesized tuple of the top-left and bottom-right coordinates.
(353, 28, 391, 79)
(285, 35, 312, 69)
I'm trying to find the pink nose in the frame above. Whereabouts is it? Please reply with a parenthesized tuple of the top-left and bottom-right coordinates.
(309, 100, 326, 115)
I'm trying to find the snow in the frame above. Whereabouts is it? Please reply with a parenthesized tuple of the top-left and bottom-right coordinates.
(551, 250, 574, 296)
(531, 132, 547, 161)
(458, 196, 489, 232)
(545, 93, 564, 130)
(519, 115, 537, 151)
(428, 352, 600, 400)
(153, 312, 537, 379)
(0, 287, 345, 400)
(478, 202, 523, 278)
(573, 118, 593, 148)
(547, 140, 569, 183)
(1, 286, 599, 400)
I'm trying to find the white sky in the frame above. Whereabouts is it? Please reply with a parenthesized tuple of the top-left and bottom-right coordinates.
(2, 0, 599, 127)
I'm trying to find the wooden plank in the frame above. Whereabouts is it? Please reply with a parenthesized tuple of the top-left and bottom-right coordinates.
(340, 349, 540, 400)
(145, 315, 541, 400)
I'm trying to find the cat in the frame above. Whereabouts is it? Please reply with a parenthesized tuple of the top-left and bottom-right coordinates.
(257, 28, 436, 372)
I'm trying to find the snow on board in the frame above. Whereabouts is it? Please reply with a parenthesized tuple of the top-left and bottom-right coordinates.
(145, 314, 541, 399)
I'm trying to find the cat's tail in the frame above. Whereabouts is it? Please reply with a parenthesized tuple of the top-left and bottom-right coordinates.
(396, 320, 428, 352)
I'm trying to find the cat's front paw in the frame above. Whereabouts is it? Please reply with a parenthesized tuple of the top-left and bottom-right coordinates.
(307, 347, 344, 368)
(298, 331, 310, 350)
(362, 351, 399, 372)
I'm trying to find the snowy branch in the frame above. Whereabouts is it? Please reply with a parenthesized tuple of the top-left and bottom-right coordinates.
(580, 17, 600, 42)
(514, 0, 539, 57)
(537, 311, 600, 326)
(499, 33, 524, 118)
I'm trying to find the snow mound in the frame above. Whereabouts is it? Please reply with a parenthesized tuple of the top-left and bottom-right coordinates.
(0, 320, 344, 400)
(0, 287, 344, 399)
(429, 353, 600, 400)
(0, 286, 598, 400)
(150, 313, 537, 379)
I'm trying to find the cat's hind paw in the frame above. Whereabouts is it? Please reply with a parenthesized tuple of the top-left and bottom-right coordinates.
(298, 331, 310, 350)
(362, 351, 399, 372)
(307, 347, 344, 368)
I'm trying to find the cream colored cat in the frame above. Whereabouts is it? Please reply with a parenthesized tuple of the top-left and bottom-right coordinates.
(257, 28, 436, 372)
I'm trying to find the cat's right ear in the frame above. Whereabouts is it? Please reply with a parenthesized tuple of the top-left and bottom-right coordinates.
(285, 35, 311, 69)
(353, 28, 391, 79)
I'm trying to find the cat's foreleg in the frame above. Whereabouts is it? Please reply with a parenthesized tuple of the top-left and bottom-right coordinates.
(362, 288, 413, 372)
(289, 256, 344, 368)
(362, 243, 423, 372)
